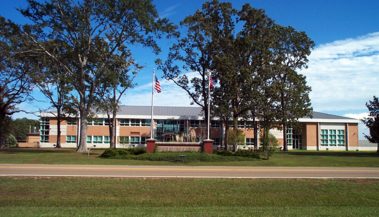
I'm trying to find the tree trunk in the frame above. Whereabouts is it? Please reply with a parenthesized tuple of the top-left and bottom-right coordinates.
(282, 122, 287, 152)
(377, 143, 379, 154)
(107, 113, 114, 149)
(112, 109, 117, 149)
(77, 110, 88, 153)
(253, 116, 258, 151)
(204, 103, 209, 140)
(233, 115, 238, 152)
(224, 121, 229, 151)
(262, 127, 270, 160)
(56, 108, 61, 148)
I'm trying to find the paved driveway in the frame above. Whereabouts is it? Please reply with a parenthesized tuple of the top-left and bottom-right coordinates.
(1, 164, 379, 179)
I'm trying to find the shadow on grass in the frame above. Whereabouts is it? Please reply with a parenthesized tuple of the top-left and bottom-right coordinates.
(0, 148, 107, 155)
(284, 151, 378, 157)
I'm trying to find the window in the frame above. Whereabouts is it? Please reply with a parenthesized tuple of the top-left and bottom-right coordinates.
(130, 136, 140, 144)
(238, 121, 245, 128)
(190, 120, 200, 128)
(67, 119, 77, 125)
(329, 130, 337, 146)
(86, 136, 92, 143)
(212, 138, 220, 146)
(141, 119, 151, 126)
(141, 137, 149, 144)
(246, 138, 254, 146)
(320, 128, 345, 147)
(66, 135, 76, 143)
(40, 118, 49, 143)
(93, 119, 104, 126)
(286, 128, 293, 147)
(104, 136, 110, 144)
(321, 129, 328, 146)
(93, 136, 103, 144)
(104, 119, 110, 126)
(337, 130, 345, 146)
(130, 119, 140, 126)
(119, 119, 130, 126)
(87, 119, 94, 125)
(119, 136, 129, 144)
(211, 121, 220, 128)
(245, 121, 253, 128)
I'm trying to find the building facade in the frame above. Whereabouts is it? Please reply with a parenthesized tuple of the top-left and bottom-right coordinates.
(39, 105, 359, 151)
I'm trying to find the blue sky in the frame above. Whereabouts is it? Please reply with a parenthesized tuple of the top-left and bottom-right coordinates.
(2, 0, 379, 138)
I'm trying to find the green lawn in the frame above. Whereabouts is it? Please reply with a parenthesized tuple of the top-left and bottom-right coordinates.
(0, 148, 379, 167)
(1, 177, 379, 216)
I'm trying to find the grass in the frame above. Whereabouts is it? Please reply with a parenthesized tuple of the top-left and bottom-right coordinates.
(0, 148, 379, 166)
(0, 177, 379, 216)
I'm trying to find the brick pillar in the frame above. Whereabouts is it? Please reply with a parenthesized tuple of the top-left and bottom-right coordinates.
(146, 139, 156, 153)
(203, 139, 214, 154)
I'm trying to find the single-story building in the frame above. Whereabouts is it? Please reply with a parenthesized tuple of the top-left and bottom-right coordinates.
(37, 105, 359, 151)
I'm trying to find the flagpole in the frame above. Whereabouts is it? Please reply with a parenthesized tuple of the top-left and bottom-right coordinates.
(207, 71, 211, 140)
(150, 70, 155, 139)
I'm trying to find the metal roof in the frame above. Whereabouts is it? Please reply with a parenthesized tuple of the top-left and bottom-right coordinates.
(119, 105, 355, 120)
(119, 105, 203, 117)
(311, 111, 354, 120)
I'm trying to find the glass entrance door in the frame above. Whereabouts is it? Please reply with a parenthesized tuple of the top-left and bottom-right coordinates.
(292, 134, 302, 149)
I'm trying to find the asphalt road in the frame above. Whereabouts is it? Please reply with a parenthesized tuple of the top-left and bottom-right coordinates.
(1, 164, 379, 179)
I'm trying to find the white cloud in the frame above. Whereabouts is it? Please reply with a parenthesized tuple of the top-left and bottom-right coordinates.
(344, 112, 369, 140)
(13, 32, 379, 133)
(159, 3, 181, 18)
(301, 32, 379, 113)
(344, 112, 369, 120)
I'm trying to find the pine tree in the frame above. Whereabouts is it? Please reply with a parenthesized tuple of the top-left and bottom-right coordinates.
(362, 96, 379, 154)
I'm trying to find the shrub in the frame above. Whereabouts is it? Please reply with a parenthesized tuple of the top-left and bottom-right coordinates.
(6, 134, 17, 147)
(100, 148, 147, 158)
(227, 129, 245, 146)
(100, 149, 122, 158)
(259, 132, 279, 159)
(129, 147, 146, 155)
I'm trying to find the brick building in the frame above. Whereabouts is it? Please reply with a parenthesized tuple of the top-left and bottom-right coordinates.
(39, 105, 359, 151)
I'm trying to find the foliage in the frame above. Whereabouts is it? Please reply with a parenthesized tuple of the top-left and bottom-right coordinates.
(9, 118, 39, 141)
(100, 148, 146, 158)
(0, 17, 33, 147)
(100, 150, 261, 162)
(158, 0, 236, 139)
(5, 134, 17, 147)
(362, 96, 379, 153)
(260, 132, 279, 159)
(20, 0, 176, 152)
(270, 25, 314, 151)
(227, 129, 245, 146)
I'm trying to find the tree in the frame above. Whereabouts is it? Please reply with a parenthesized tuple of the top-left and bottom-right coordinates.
(362, 96, 379, 154)
(10, 118, 39, 142)
(235, 4, 276, 151)
(96, 54, 138, 149)
(270, 26, 314, 151)
(20, 0, 175, 152)
(0, 17, 32, 148)
(26, 41, 73, 148)
(159, 0, 236, 140)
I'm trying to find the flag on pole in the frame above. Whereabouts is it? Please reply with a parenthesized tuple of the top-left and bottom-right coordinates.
(210, 76, 214, 89)
(154, 76, 161, 93)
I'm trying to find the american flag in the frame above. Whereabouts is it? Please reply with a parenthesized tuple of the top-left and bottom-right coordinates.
(154, 76, 161, 93)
